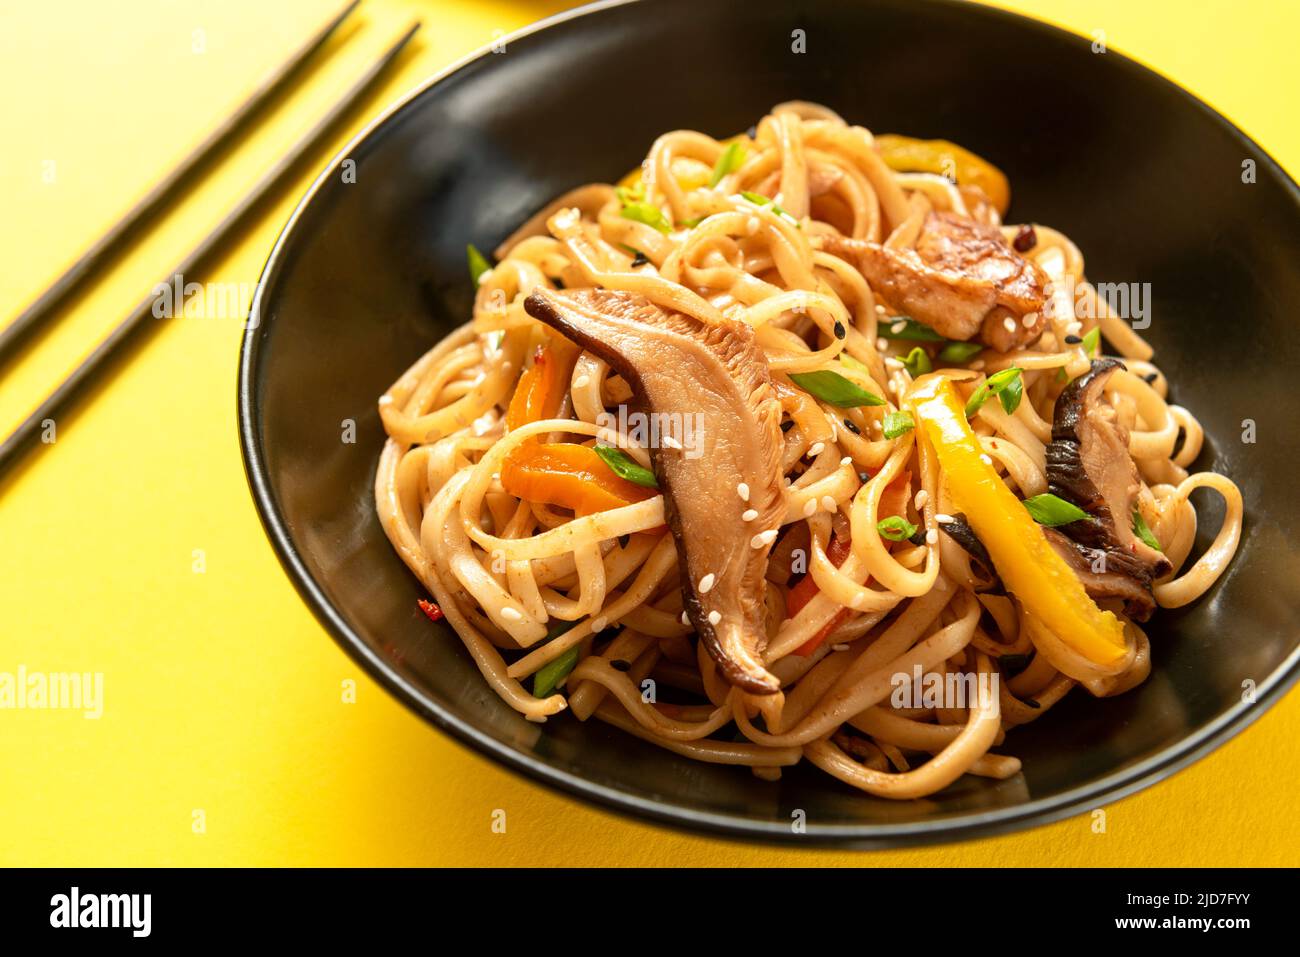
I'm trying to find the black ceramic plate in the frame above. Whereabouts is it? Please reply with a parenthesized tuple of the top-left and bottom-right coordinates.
(239, 0, 1300, 846)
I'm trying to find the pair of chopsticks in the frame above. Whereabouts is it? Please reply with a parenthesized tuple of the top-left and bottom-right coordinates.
(0, 1, 420, 475)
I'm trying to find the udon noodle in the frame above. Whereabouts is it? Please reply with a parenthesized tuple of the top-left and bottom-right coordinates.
(374, 102, 1242, 799)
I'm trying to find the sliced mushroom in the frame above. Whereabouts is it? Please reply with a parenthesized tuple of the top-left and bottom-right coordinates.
(817, 211, 1048, 351)
(1042, 528, 1164, 619)
(936, 512, 1000, 590)
(1045, 358, 1172, 620)
(524, 288, 786, 694)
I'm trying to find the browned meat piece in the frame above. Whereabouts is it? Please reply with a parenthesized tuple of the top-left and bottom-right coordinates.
(1045, 358, 1172, 620)
(524, 288, 786, 694)
(818, 211, 1049, 351)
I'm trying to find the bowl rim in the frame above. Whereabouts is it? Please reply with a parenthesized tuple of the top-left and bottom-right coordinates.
(238, 0, 1300, 847)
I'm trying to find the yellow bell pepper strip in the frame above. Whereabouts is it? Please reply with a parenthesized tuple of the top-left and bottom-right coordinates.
(500, 443, 657, 517)
(908, 376, 1127, 667)
(876, 134, 1010, 216)
(505, 334, 581, 433)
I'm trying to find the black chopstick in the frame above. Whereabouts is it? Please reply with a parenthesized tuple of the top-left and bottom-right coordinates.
(0, 0, 362, 365)
(0, 21, 422, 478)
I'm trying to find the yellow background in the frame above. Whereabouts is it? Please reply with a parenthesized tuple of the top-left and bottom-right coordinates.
(1, 0, 1296, 866)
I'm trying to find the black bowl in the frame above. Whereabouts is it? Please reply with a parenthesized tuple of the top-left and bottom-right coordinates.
(238, 0, 1300, 845)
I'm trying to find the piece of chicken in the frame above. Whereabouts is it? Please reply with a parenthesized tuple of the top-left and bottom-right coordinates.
(819, 211, 1049, 351)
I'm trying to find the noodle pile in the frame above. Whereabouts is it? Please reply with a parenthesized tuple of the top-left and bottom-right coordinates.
(374, 102, 1243, 799)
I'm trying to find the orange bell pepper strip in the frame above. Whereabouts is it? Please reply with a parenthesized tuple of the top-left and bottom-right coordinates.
(788, 534, 852, 656)
(788, 470, 913, 656)
(505, 334, 581, 433)
(875, 134, 1011, 216)
(908, 376, 1127, 667)
(501, 443, 656, 516)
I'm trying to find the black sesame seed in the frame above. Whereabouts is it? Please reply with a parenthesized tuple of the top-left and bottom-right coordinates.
(618, 534, 630, 548)
(780, 420, 795, 432)
(610, 659, 632, 672)
(857, 471, 871, 484)
(1013, 224, 1038, 252)
(842, 418, 861, 435)
(1064, 334, 1082, 345)
(630, 251, 649, 267)
(833, 321, 846, 339)
(1144, 372, 1159, 384)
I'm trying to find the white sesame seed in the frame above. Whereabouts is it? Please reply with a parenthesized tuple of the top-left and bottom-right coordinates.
(1022, 312, 1038, 328)
(884, 357, 904, 371)
(934, 513, 954, 524)
(680, 611, 690, 625)
(737, 482, 750, 501)
(1066, 321, 1083, 336)
(501, 607, 523, 622)
(378, 395, 394, 406)
(891, 320, 907, 334)
(698, 573, 716, 594)
(925, 529, 939, 545)
(1003, 316, 1017, 333)
(478, 268, 494, 284)
(803, 498, 818, 517)
(821, 495, 837, 512)
(491, 472, 500, 481)
(708, 610, 722, 626)
(808, 442, 825, 457)
(591, 616, 608, 633)
(981, 454, 993, 465)
(831, 644, 850, 652)
(661, 435, 683, 450)
(875, 304, 887, 315)
(751, 530, 778, 548)
(742, 508, 759, 522)
(876, 338, 889, 351)
(841, 456, 852, 466)
(572, 374, 591, 389)
(914, 489, 929, 509)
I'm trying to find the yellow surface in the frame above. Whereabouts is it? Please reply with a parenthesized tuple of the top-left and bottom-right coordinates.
(0, 0, 1296, 866)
